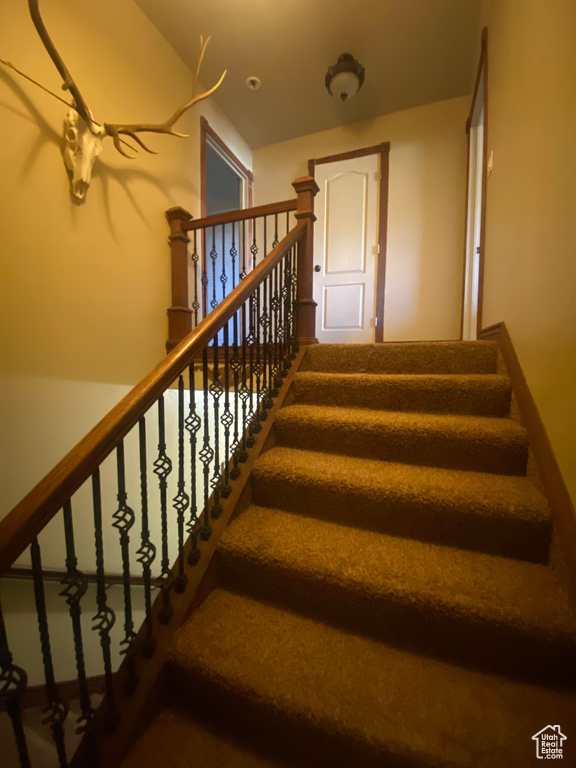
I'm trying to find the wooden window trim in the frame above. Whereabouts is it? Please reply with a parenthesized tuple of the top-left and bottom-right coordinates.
(200, 115, 253, 218)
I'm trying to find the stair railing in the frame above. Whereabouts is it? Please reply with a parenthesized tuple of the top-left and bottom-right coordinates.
(0, 175, 318, 768)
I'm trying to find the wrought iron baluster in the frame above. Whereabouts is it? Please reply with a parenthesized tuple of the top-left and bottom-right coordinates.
(230, 307, 242, 479)
(259, 278, 272, 414)
(220, 224, 228, 300)
(210, 225, 218, 310)
(199, 348, 214, 540)
(91, 470, 120, 730)
(201, 230, 208, 319)
(290, 244, 299, 355)
(246, 292, 256, 448)
(136, 421, 156, 657)
(278, 259, 286, 375)
(272, 213, 279, 248)
(250, 217, 258, 269)
(0, 596, 31, 768)
(230, 221, 238, 290)
(220, 323, 233, 499)
(252, 282, 264, 433)
(237, 301, 250, 463)
(185, 364, 201, 565)
(60, 500, 94, 734)
(210, 337, 224, 519)
(173, 376, 190, 592)
(113, 442, 139, 693)
(154, 396, 174, 625)
(240, 219, 247, 279)
(30, 537, 70, 765)
(272, 263, 283, 387)
(191, 230, 200, 326)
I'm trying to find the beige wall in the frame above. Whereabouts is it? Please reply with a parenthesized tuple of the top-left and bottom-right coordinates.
(479, 0, 576, 506)
(253, 97, 469, 341)
(0, 0, 251, 516)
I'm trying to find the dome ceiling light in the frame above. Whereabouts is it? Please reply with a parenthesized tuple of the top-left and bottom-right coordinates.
(325, 53, 365, 101)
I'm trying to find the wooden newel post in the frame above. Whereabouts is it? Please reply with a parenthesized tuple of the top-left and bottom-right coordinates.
(292, 175, 320, 345)
(165, 206, 193, 352)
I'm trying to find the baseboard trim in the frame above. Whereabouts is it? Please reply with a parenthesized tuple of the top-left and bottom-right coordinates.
(479, 322, 576, 585)
(21, 675, 106, 710)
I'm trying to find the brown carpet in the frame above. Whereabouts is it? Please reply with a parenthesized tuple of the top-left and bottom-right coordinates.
(123, 341, 576, 768)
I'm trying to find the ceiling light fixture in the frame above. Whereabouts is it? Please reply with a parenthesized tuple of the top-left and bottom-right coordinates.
(325, 53, 365, 101)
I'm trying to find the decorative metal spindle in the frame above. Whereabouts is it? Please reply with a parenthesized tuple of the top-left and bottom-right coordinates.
(209, 337, 224, 518)
(0, 597, 31, 768)
(220, 224, 228, 300)
(113, 442, 139, 694)
(173, 376, 190, 592)
(153, 396, 174, 624)
(210, 226, 218, 310)
(199, 348, 214, 540)
(272, 213, 279, 248)
(277, 260, 286, 375)
(60, 501, 94, 734)
(91, 470, 120, 729)
(291, 244, 299, 355)
(220, 323, 233, 498)
(136, 421, 156, 657)
(231, 221, 238, 290)
(201, 231, 208, 319)
(230, 307, 242, 479)
(250, 217, 258, 269)
(246, 293, 256, 448)
(252, 282, 264, 433)
(240, 219, 247, 279)
(284, 249, 295, 365)
(259, 278, 273, 413)
(191, 230, 200, 326)
(237, 301, 250, 463)
(30, 537, 70, 765)
(185, 364, 202, 565)
(272, 263, 284, 387)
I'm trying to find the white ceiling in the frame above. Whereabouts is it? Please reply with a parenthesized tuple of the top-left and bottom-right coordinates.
(134, 0, 483, 149)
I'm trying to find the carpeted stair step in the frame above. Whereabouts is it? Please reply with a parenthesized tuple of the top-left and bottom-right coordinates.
(121, 706, 294, 768)
(274, 404, 529, 475)
(215, 505, 576, 687)
(300, 341, 498, 375)
(292, 372, 511, 416)
(251, 448, 550, 561)
(166, 588, 576, 768)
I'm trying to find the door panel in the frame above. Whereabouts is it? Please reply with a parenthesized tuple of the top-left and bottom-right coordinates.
(314, 155, 379, 343)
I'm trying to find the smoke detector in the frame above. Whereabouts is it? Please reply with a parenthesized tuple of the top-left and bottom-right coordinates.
(246, 76, 262, 91)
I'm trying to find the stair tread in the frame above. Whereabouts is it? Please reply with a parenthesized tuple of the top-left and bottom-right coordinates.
(122, 706, 290, 768)
(168, 588, 576, 768)
(218, 504, 576, 640)
(254, 447, 548, 524)
(274, 404, 528, 475)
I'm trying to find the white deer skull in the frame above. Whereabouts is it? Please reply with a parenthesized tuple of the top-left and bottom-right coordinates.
(2, 0, 226, 202)
(63, 110, 104, 201)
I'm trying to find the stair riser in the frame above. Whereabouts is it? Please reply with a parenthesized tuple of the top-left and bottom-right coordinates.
(251, 473, 550, 562)
(292, 377, 512, 417)
(215, 557, 576, 689)
(274, 420, 528, 476)
(301, 343, 498, 375)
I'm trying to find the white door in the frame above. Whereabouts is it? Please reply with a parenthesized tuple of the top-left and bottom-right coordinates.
(313, 155, 380, 343)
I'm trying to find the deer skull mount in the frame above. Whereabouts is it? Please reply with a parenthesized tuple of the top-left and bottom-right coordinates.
(63, 110, 104, 201)
(6, 0, 226, 202)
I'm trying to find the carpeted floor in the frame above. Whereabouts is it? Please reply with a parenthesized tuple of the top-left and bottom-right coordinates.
(122, 341, 576, 768)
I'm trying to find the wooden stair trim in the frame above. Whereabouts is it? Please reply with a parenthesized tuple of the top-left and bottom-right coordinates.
(479, 322, 576, 586)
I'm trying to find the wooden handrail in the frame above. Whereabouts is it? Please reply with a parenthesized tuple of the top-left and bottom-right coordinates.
(0, 222, 307, 573)
(182, 198, 297, 231)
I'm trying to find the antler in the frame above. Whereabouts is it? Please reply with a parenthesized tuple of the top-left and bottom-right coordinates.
(28, 0, 100, 135)
(103, 36, 227, 158)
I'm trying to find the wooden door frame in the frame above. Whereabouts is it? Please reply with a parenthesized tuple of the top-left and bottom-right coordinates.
(461, 27, 488, 338)
(200, 116, 253, 218)
(308, 142, 390, 342)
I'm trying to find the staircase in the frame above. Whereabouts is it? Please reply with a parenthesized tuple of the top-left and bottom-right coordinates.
(122, 341, 576, 768)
